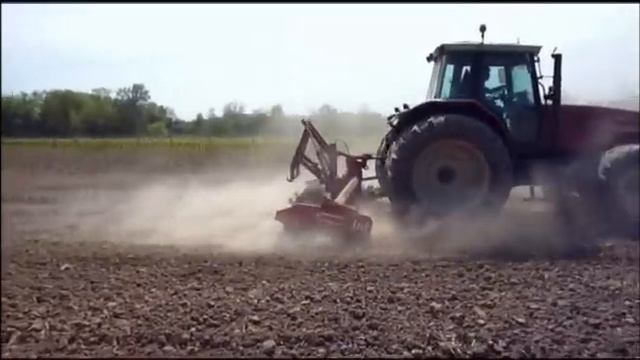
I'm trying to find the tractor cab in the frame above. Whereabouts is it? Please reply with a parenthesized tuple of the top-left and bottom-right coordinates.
(426, 42, 548, 148)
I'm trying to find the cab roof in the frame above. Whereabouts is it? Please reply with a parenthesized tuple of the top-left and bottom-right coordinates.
(428, 42, 542, 61)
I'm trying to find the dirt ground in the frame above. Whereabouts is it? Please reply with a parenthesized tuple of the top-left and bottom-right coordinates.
(1, 147, 639, 358)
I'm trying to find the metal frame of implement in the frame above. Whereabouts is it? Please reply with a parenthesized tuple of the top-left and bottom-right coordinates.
(274, 120, 377, 241)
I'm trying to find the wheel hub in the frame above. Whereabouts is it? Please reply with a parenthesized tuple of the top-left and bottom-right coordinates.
(412, 140, 491, 215)
(437, 166, 456, 184)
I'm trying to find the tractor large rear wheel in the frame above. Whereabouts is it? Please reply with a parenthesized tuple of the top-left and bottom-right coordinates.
(385, 114, 513, 222)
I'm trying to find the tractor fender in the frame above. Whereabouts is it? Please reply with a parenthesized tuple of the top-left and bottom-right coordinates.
(393, 99, 512, 151)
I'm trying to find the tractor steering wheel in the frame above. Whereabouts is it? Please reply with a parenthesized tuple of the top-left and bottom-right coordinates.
(485, 84, 508, 103)
(486, 84, 507, 96)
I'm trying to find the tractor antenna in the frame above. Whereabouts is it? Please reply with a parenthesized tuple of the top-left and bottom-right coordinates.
(479, 24, 486, 44)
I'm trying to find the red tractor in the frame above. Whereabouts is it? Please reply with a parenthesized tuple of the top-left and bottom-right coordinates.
(276, 26, 639, 244)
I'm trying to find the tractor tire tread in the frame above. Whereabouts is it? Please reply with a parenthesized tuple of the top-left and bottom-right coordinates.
(385, 113, 513, 220)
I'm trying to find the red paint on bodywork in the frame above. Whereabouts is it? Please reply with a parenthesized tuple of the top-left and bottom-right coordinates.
(550, 104, 640, 154)
(274, 201, 373, 240)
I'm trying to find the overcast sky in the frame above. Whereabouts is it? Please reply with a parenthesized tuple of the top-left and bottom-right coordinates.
(2, 3, 639, 120)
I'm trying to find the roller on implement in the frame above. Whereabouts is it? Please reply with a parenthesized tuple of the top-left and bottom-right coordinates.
(275, 25, 639, 244)
(275, 120, 379, 242)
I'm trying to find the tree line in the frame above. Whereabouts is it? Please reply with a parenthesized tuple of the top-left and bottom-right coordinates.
(1, 84, 388, 138)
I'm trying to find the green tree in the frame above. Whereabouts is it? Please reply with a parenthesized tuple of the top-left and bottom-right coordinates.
(114, 83, 151, 135)
(40, 90, 88, 136)
(1, 84, 187, 137)
(77, 95, 118, 135)
(314, 104, 340, 137)
(193, 113, 206, 135)
(270, 104, 285, 119)
(116, 83, 150, 105)
(91, 87, 112, 99)
(223, 101, 245, 118)
(146, 121, 168, 137)
(1, 92, 44, 136)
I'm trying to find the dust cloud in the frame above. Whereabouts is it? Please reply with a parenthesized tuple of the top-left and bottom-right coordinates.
(56, 169, 589, 260)
(5, 144, 606, 260)
(358, 186, 586, 260)
(60, 173, 305, 254)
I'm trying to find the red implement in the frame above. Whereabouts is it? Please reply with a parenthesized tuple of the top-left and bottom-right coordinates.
(275, 201, 373, 241)
(275, 120, 377, 242)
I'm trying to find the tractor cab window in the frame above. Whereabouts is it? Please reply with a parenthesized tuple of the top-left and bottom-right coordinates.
(482, 52, 539, 144)
(480, 65, 509, 116)
(434, 53, 476, 100)
(440, 64, 454, 98)
(510, 64, 535, 105)
(485, 66, 507, 89)
(441, 64, 471, 98)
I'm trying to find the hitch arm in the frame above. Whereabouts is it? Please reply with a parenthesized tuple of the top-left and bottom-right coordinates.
(286, 119, 335, 184)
